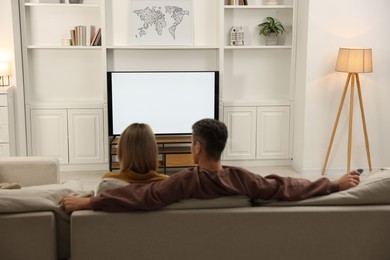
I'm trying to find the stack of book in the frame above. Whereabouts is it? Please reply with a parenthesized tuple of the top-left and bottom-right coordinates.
(70, 25, 101, 46)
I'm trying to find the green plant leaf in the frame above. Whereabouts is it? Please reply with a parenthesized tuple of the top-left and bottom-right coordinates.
(257, 16, 285, 36)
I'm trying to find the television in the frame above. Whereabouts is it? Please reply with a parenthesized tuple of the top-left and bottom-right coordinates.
(107, 71, 219, 136)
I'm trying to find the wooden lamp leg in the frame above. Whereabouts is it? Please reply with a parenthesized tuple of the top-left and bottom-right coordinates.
(322, 73, 352, 175)
(355, 74, 373, 171)
(347, 73, 356, 173)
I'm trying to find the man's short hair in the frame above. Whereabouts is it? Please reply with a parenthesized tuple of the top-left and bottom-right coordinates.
(192, 119, 228, 161)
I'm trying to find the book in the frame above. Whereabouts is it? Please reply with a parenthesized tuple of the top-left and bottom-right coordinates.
(96, 35, 102, 46)
(79, 26, 87, 46)
(90, 25, 96, 46)
(91, 28, 101, 46)
(72, 25, 87, 46)
(70, 29, 76, 46)
(243, 0, 248, 5)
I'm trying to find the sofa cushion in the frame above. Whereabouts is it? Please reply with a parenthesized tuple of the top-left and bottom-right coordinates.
(0, 180, 91, 214)
(96, 178, 129, 195)
(165, 195, 252, 209)
(252, 169, 390, 206)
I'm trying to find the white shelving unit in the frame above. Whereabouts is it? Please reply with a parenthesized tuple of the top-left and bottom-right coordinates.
(19, 0, 106, 170)
(17, 0, 297, 170)
(221, 0, 296, 164)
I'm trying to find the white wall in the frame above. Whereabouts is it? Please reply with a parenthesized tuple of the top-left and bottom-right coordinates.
(298, 0, 390, 174)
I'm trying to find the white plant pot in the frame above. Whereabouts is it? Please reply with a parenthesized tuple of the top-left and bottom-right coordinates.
(265, 33, 278, 46)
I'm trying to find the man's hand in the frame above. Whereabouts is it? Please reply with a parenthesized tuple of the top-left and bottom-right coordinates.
(60, 196, 92, 214)
(337, 170, 360, 191)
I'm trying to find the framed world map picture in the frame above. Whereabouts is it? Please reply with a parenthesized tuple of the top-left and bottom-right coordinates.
(130, 0, 194, 45)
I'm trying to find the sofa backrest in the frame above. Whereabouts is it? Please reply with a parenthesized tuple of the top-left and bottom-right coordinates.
(71, 206, 390, 260)
(0, 157, 59, 186)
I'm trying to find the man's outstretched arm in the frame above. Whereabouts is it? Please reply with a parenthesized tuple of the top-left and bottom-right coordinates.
(61, 170, 360, 213)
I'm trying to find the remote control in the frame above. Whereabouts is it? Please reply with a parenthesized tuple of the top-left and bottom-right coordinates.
(356, 169, 363, 174)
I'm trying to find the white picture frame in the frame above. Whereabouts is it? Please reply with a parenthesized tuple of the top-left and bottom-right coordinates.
(130, 0, 193, 45)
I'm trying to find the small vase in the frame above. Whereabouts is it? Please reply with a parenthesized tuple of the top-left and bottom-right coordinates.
(265, 33, 278, 45)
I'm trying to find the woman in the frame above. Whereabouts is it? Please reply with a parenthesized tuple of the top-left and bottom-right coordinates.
(97, 123, 168, 193)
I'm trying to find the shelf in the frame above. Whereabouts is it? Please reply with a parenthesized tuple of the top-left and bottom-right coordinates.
(106, 45, 219, 50)
(111, 135, 192, 146)
(159, 146, 192, 154)
(0, 86, 13, 94)
(156, 136, 191, 144)
(112, 146, 191, 155)
(224, 5, 293, 9)
(110, 135, 193, 173)
(26, 102, 105, 109)
(25, 3, 99, 8)
(224, 45, 292, 49)
(27, 45, 102, 49)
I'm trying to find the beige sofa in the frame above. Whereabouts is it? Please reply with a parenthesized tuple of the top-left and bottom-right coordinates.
(2, 157, 390, 260)
(70, 169, 390, 260)
(0, 157, 59, 260)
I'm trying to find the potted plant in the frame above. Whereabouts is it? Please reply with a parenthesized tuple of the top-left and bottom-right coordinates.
(257, 17, 286, 45)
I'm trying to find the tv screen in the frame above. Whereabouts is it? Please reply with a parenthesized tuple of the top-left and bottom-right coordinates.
(107, 71, 219, 136)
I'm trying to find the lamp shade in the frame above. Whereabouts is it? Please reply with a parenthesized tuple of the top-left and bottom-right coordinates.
(335, 48, 373, 73)
(0, 62, 10, 76)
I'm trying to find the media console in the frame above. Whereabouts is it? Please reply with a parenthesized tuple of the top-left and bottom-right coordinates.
(109, 135, 196, 174)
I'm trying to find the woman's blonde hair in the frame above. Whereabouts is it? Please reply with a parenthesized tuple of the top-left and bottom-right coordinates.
(117, 123, 158, 174)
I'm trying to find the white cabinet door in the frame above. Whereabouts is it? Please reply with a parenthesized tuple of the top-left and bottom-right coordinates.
(223, 107, 257, 160)
(68, 109, 104, 164)
(30, 109, 68, 164)
(256, 106, 290, 159)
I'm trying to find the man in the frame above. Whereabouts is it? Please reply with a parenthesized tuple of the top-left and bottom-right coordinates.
(61, 119, 360, 213)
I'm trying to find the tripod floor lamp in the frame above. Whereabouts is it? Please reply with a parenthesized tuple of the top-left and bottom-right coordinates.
(322, 48, 373, 175)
